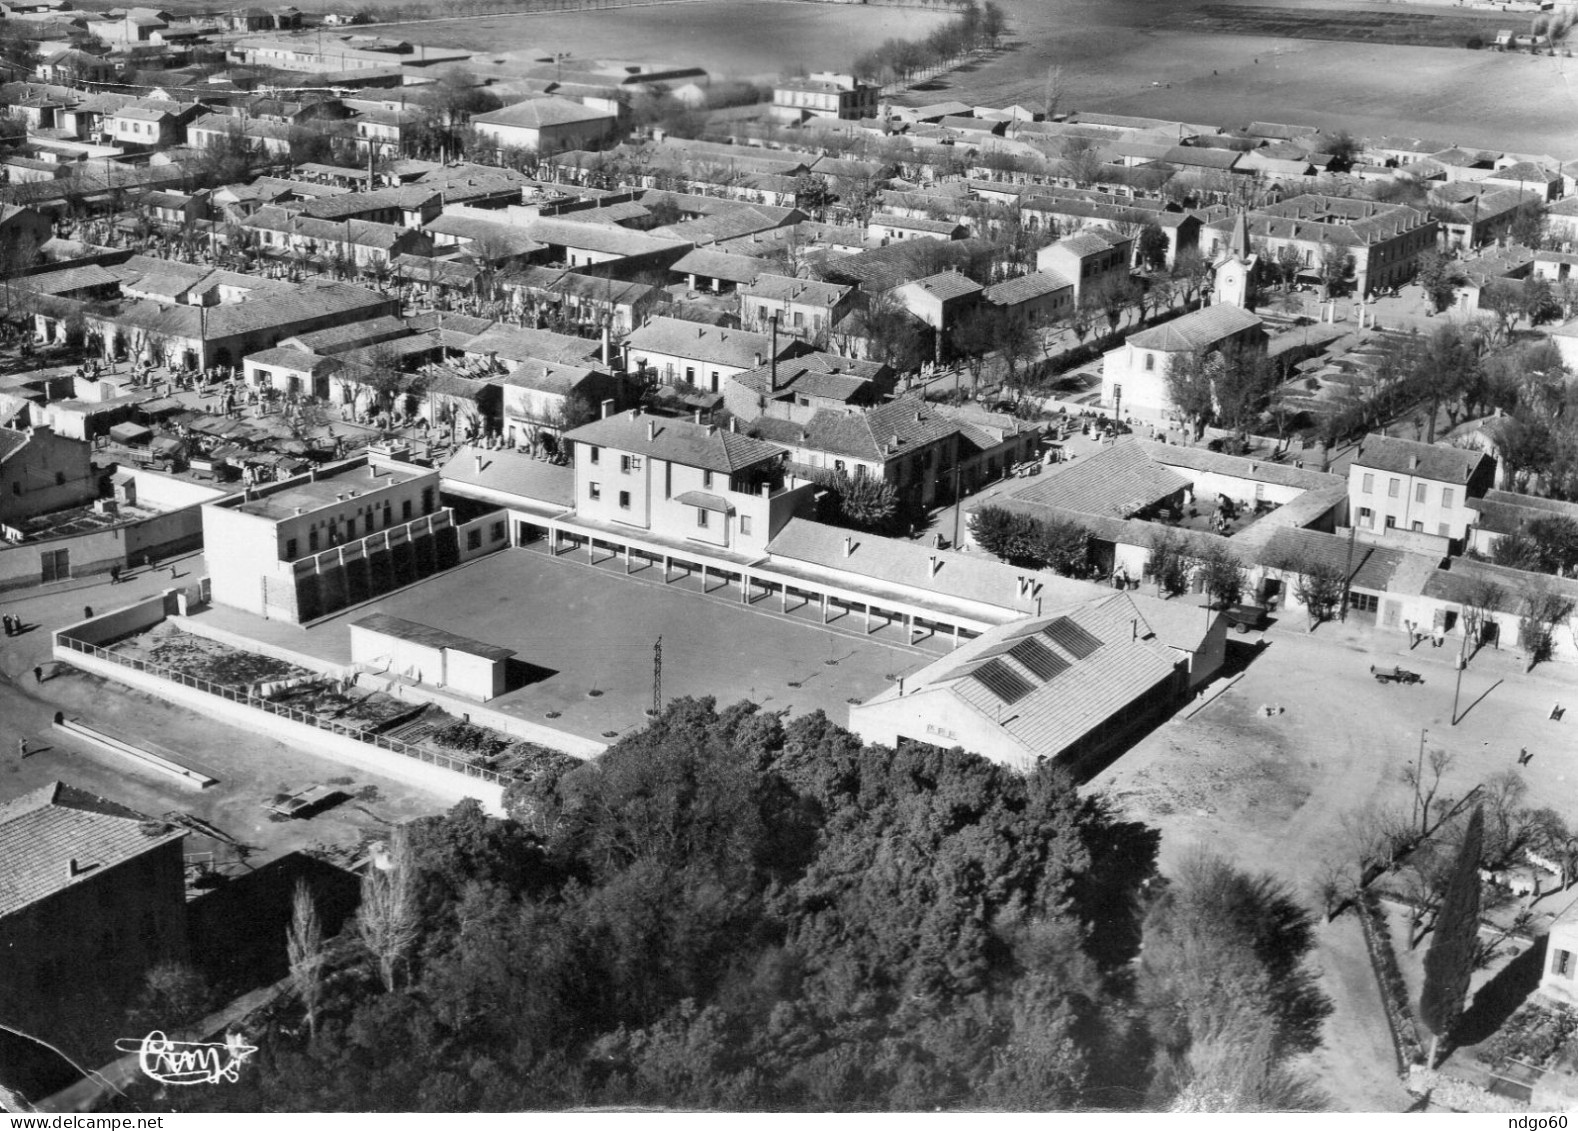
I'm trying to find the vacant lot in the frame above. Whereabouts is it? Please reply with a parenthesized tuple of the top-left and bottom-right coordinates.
(378, 0, 954, 80)
(1090, 613, 1578, 1110)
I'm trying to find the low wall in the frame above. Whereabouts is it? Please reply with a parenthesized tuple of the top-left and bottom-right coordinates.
(58, 592, 172, 646)
(354, 671, 605, 760)
(0, 504, 205, 596)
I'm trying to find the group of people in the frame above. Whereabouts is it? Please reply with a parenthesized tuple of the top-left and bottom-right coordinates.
(1, 613, 24, 636)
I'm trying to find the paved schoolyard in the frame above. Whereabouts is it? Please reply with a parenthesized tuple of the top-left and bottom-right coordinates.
(201, 547, 940, 744)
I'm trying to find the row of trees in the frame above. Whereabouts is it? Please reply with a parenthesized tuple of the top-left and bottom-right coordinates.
(142, 699, 1329, 1112)
(850, 1, 1008, 89)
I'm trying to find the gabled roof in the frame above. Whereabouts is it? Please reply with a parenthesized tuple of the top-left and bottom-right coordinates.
(1005, 438, 1188, 518)
(984, 270, 1071, 306)
(731, 350, 887, 404)
(624, 316, 787, 370)
(893, 269, 982, 302)
(784, 394, 959, 463)
(566, 409, 785, 474)
(672, 246, 774, 285)
(1351, 433, 1489, 484)
(471, 96, 616, 130)
(0, 782, 186, 920)
(1125, 304, 1263, 353)
(1468, 488, 1578, 537)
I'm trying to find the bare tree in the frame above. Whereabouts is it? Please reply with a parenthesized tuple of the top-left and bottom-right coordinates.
(358, 826, 420, 993)
(1400, 747, 1454, 839)
(1459, 577, 1504, 659)
(286, 879, 325, 1037)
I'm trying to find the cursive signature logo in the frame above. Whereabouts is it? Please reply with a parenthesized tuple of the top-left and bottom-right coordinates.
(113, 1031, 258, 1086)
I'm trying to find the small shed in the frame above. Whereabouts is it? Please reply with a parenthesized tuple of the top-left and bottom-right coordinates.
(108, 421, 153, 446)
(349, 613, 514, 701)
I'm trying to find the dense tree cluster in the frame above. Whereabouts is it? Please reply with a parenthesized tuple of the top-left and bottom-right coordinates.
(970, 505, 1095, 578)
(850, 2, 1007, 88)
(143, 700, 1328, 1112)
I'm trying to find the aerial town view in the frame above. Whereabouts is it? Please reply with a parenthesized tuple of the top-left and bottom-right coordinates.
(2, 0, 1578, 1116)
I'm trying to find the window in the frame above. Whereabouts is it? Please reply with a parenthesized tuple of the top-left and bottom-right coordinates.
(1254, 482, 1265, 500)
(467, 528, 482, 550)
(1349, 591, 1379, 614)
(1358, 506, 1374, 528)
(491, 521, 505, 542)
(1441, 488, 1454, 509)
(588, 482, 601, 500)
(422, 487, 434, 513)
(1361, 473, 1373, 493)
(309, 529, 319, 552)
(834, 459, 846, 474)
(696, 508, 709, 528)
(1438, 523, 1450, 537)
(1143, 353, 1155, 371)
(618, 490, 631, 510)
(285, 538, 298, 559)
(1415, 482, 1427, 504)
(710, 371, 720, 393)
(345, 517, 356, 538)
(54, 471, 64, 486)
(1388, 478, 1399, 498)
(740, 515, 752, 536)
(588, 446, 600, 465)
(402, 499, 412, 520)
(702, 469, 713, 489)
(621, 454, 632, 473)
(1384, 515, 1396, 529)
(9, 482, 17, 495)
(1411, 521, 1423, 532)
(1558, 950, 1574, 978)
(685, 366, 695, 384)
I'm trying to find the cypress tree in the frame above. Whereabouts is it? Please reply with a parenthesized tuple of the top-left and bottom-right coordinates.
(1419, 804, 1485, 1068)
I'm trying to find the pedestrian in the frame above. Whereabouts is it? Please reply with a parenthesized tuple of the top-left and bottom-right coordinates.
(83, 605, 92, 619)
(109, 564, 120, 584)
(1, 614, 10, 637)
(170, 564, 177, 579)
(33, 665, 42, 683)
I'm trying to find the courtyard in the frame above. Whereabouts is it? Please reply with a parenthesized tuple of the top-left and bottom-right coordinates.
(189, 545, 941, 745)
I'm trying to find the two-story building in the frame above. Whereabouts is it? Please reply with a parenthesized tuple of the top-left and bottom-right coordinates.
(0, 424, 97, 529)
(886, 269, 983, 345)
(768, 71, 880, 124)
(623, 315, 798, 395)
(1036, 228, 1133, 302)
(469, 97, 618, 157)
(723, 350, 891, 425)
(1348, 433, 1495, 544)
(981, 270, 1074, 328)
(738, 275, 856, 342)
(562, 407, 815, 557)
(202, 449, 458, 622)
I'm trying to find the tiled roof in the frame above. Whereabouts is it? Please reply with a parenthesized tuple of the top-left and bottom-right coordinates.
(1351, 434, 1489, 484)
(731, 350, 887, 403)
(473, 96, 617, 130)
(739, 275, 850, 307)
(1261, 526, 1409, 591)
(871, 212, 964, 234)
(462, 325, 601, 366)
(1467, 488, 1578, 536)
(895, 269, 982, 302)
(244, 346, 339, 373)
(625, 316, 785, 370)
(672, 247, 774, 285)
(1049, 229, 1127, 259)
(523, 216, 688, 259)
(424, 214, 545, 258)
(0, 426, 29, 462)
(0, 782, 186, 920)
(565, 410, 785, 474)
(789, 394, 959, 463)
(1423, 557, 1578, 606)
(1125, 304, 1263, 352)
(1005, 438, 1188, 518)
(983, 270, 1071, 305)
(1136, 439, 1342, 492)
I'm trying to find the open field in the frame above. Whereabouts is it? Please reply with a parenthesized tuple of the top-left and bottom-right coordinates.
(375, 0, 955, 80)
(1090, 611, 1578, 1110)
(896, 0, 1578, 155)
(1169, 3, 1513, 48)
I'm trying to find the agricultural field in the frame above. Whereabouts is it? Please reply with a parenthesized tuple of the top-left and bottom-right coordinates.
(374, 0, 956, 80)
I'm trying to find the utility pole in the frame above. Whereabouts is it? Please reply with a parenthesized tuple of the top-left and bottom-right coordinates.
(1338, 521, 1356, 621)
(651, 635, 662, 716)
(1412, 727, 1428, 832)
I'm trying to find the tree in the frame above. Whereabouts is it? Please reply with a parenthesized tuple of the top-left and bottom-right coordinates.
(1419, 804, 1484, 1067)
(1459, 576, 1505, 657)
(1061, 138, 1104, 188)
(1033, 515, 1092, 577)
(358, 827, 420, 993)
(1401, 746, 1454, 840)
(949, 305, 998, 391)
(1508, 199, 1548, 250)
(1137, 222, 1170, 273)
(970, 503, 1042, 566)
(1326, 130, 1361, 173)
(1415, 250, 1462, 314)
(1518, 575, 1576, 670)
(1194, 540, 1246, 608)
(1287, 555, 1346, 629)
(1497, 410, 1557, 491)
(1170, 248, 1212, 306)
(814, 469, 899, 534)
(1165, 348, 1219, 440)
(1213, 344, 1275, 443)
(1147, 527, 1191, 597)
(1479, 279, 1525, 344)
(286, 880, 326, 1038)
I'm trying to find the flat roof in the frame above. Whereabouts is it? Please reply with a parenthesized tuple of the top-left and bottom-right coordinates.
(227, 459, 431, 521)
(351, 612, 515, 662)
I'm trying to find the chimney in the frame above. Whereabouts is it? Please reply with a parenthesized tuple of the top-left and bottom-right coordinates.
(601, 325, 611, 368)
(308, 465, 318, 482)
(294, 506, 304, 515)
(474, 453, 482, 473)
(1410, 455, 1420, 471)
(898, 676, 905, 695)
(601, 398, 614, 418)
(369, 464, 378, 478)
(760, 481, 769, 497)
(929, 554, 940, 576)
(754, 351, 763, 367)
(647, 420, 656, 440)
(67, 858, 82, 878)
(694, 409, 703, 425)
(844, 535, 854, 557)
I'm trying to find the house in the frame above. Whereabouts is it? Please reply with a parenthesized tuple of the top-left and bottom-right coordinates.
(749, 394, 962, 510)
(848, 592, 1197, 773)
(1020, 194, 1200, 268)
(1548, 196, 1578, 251)
(981, 270, 1073, 328)
(0, 204, 53, 271)
(1201, 195, 1437, 297)
(0, 424, 96, 529)
(562, 406, 815, 557)
(623, 316, 797, 395)
(1540, 898, 1578, 1008)
(203, 450, 454, 622)
(469, 97, 617, 157)
(723, 350, 891, 425)
(500, 267, 660, 336)
(1348, 434, 1495, 544)
(243, 346, 343, 400)
(1465, 488, 1578, 558)
(1531, 249, 1578, 287)
(1036, 228, 1132, 302)
(769, 71, 879, 124)
(499, 363, 622, 449)
(1100, 304, 1266, 416)
(1429, 184, 1545, 251)
(868, 213, 969, 243)
(0, 782, 188, 1060)
(738, 275, 856, 342)
(886, 269, 983, 341)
